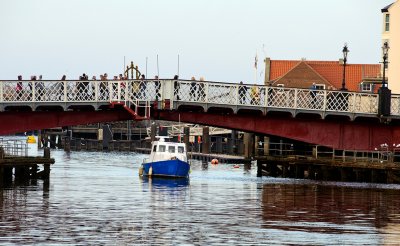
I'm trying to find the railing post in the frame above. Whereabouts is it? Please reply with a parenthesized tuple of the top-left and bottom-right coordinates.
(236, 85, 239, 105)
(265, 86, 269, 108)
(125, 80, 128, 103)
(294, 88, 298, 109)
(323, 90, 327, 111)
(64, 81, 67, 102)
(108, 81, 112, 102)
(32, 81, 35, 102)
(118, 81, 121, 102)
(94, 80, 98, 102)
(351, 92, 355, 113)
(205, 82, 209, 103)
(0, 81, 3, 102)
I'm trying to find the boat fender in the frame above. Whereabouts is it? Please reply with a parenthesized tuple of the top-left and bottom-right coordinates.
(139, 165, 143, 176)
(149, 166, 153, 176)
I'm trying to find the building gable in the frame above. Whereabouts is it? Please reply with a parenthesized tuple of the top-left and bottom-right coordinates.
(273, 61, 333, 89)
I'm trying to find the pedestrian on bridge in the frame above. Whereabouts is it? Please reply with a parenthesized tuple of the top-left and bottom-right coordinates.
(174, 75, 180, 100)
(154, 75, 161, 100)
(238, 81, 247, 104)
(198, 77, 206, 101)
(16, 75, 23, 100)
(310, 83, 317, 107)
(140, 74, 147, 99)
(190, 76, 197, 101)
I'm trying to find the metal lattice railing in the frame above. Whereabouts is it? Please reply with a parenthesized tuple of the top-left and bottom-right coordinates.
(0, 138, 29, 157)
(0, 79, 397, 116)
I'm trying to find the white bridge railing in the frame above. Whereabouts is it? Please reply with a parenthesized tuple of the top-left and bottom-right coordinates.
(0, 79, 399, 116)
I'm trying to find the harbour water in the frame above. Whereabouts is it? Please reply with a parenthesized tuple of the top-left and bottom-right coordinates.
(1, 140, 400, 245)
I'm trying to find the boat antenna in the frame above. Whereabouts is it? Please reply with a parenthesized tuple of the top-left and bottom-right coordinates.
(146, 57, 148, 78)
(157, 54, 159, 78)
(179, 113, 181, 143)
(177, 54, 180, 77)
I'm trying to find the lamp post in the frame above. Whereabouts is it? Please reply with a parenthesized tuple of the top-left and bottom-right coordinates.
(378, 41, 391, 116)
(382, 42, 389, 88)
(341, 44, 349, 91)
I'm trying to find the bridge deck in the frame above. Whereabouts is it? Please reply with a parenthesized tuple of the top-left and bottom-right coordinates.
(1, 79, 399, 120)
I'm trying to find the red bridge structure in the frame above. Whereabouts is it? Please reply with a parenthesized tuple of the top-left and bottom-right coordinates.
(1, 78, 400, 151)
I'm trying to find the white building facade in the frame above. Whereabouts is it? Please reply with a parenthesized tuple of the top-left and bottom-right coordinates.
(382, 2, 400, 93)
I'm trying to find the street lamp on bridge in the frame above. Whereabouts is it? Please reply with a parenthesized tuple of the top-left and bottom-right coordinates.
(381, 42, 389, 88)
(341, 43, 349, 91)
(378, 41, 391, 116)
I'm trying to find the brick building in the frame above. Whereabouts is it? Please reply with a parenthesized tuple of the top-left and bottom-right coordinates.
(264, 58, 381, 92)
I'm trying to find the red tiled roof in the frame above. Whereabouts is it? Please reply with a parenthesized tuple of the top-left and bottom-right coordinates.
(269, 60, 381, 91)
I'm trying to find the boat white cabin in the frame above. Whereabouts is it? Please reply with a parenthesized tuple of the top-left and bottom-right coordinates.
(146, 136, 188, 163)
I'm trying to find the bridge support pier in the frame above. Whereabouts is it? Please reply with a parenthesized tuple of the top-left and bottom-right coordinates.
(50, 135, 56, 148)
(202, 127, 210, 154)
(244, 133, 254, 159)
(227, 130, 236, 155)
(184, 127, 190, 153)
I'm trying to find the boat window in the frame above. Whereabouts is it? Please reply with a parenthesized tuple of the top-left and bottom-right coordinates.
(159, 145, 166, 152)
(178, 146, 185, 153)
(153, 145, 157, 152)
(168, 146, 175, 153)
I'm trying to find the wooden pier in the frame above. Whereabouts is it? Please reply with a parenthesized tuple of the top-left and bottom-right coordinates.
(256, 155, 400, 184)
(0, 144, 54, 186)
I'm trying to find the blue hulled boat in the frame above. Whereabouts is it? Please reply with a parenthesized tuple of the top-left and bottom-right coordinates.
(139, 137, 190, 178)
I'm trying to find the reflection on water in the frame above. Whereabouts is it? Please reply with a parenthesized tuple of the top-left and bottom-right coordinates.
(1, 143, 400, 245)
(140, 177, 190, 188)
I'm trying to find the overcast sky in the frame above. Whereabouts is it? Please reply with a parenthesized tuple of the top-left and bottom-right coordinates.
(0, 0, 394, 83)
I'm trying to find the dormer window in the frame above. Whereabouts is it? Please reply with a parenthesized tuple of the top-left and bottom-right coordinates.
(361, 83, 372, 92)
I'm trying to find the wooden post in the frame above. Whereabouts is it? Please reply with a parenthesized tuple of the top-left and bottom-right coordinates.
(202, 127, 210, 154)
(43, 147, 51, 179)
(227, 130, 235, 154)
(64, 136, 71, 152)
(244, 132, 254, 159)
(3, 167, 13, 185)
(49, 135, 55, 148)
(257, 161, 262, 177)
(282, 164, 288, 178)
(150, 123, 157, 142)
(263, 136, 270, 156)
(38, 130, 42, 149)
(255, 135, 260, 156)
(216, 136, 222, 153)
(183, 127, 190, 153)
(0, 147, 4, 159)
(295, 165, 304, 178)
(0, 167, 3, 187)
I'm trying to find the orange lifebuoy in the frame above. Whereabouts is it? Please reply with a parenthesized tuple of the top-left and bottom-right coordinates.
(211, 159, 218, 164)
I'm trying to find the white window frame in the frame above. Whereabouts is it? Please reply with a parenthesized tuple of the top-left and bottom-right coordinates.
(315, 84, 325, 90)
(385, 14, 390, 32)
(361, 83, 372, 92)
